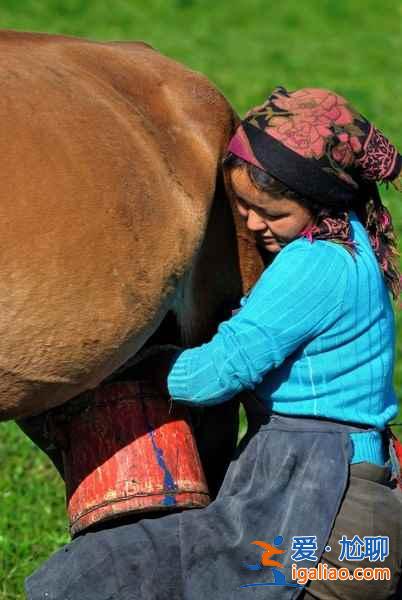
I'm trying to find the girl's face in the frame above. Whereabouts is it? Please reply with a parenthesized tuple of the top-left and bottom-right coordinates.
(229, 166, 315, 254)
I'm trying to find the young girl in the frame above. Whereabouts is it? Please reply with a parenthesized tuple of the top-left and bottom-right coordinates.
(27, 87, 402, 599)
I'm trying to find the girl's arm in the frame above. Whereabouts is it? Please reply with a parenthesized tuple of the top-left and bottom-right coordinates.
(168, 240, 349, 405)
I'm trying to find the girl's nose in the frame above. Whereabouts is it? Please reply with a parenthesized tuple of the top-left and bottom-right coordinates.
(246, 209, 267, 231)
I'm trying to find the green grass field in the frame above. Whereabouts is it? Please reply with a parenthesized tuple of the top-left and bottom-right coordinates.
(0, 1, 401, 597)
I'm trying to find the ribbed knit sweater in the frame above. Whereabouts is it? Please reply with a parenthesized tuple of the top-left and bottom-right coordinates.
(167, 212, 397, 465)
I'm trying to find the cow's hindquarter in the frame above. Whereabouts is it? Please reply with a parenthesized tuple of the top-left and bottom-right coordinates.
(0, 47, 183, 418)
(0, 34, 264, 425)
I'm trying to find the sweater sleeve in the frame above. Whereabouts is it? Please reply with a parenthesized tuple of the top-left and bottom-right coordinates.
(167, 240, 349, 405)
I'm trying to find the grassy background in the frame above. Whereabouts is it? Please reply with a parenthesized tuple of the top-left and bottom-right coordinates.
(0, 1, 401, 597)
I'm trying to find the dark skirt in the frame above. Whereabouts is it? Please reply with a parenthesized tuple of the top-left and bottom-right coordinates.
(25, 414, 402, 600)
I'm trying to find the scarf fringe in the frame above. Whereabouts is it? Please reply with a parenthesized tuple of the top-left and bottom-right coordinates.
(300, 207, 401, 301)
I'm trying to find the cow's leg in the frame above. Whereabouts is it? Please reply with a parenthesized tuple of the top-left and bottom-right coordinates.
(190, 399, 239, 498)
(17, 413, 65, 478)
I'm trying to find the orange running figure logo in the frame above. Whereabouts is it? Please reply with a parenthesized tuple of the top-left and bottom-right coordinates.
(251, 540, 285, 568)
(241, 535, 302, 589)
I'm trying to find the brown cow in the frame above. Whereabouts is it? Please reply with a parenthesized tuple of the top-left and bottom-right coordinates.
(0, 30, 264, 422)
(0, 31, 266, 491)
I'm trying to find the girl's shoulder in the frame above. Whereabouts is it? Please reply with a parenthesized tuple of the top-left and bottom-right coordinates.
(249, 236, 350, 302)
(276, 234, 353, 269)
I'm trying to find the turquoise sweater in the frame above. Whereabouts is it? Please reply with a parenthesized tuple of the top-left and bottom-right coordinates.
(167, 213, 397, 465)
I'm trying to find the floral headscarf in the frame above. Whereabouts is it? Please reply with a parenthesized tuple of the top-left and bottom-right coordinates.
(227, 87, 401, 299)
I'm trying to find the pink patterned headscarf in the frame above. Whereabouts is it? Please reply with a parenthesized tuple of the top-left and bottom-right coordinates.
(227, 87, 401, 299)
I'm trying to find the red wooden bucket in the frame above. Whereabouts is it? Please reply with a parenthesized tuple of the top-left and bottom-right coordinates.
(50, 380, 210, 536)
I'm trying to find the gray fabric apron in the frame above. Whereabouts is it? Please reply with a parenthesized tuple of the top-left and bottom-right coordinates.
(25, 411, 380, 600)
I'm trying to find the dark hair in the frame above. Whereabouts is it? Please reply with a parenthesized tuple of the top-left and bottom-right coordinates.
(222, 153, 357, 219)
